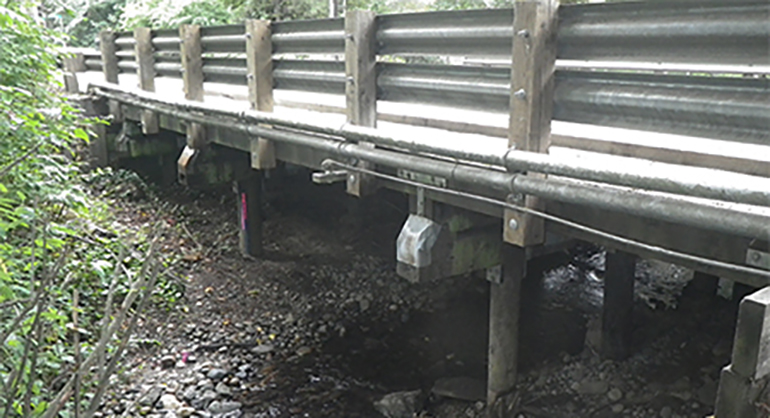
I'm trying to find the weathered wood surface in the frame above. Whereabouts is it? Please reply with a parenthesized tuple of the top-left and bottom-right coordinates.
(246, 19, 276, 170)
(504, 0, 558, 247)
(345, 10, 377, 197)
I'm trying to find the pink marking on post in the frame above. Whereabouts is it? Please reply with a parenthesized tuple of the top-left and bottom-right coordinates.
(241, 192, 247, 230)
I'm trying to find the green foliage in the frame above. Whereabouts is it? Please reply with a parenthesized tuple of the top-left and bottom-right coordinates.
(43, 0, 125, 47)
(118, 0, 328, 31)
(429, 0, 486, 11)
(0, 5, 177, 416)
(120, 0, 239, 30)
(229, 0, 327, 21)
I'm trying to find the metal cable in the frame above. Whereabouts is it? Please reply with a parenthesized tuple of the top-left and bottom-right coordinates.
(323, 159, 770, 280)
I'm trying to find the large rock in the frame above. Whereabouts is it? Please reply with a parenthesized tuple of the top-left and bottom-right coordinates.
(207, 368, 228, 381)
(159, 394, 182, 411)
(181, 385, 198, 402)
(138, 386, 164, 408)
(373, 390, 422, 418)
(251, 344, 274, 355)
(160, 355, 176, 369)
(207, 400, 242, 415)
(191, 390, 218, 410)
(574, 380, 609, 396)
(215, 382, 232, 396)
(431, 377, 486, 401)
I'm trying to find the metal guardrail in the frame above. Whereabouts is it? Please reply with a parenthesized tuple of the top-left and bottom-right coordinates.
(202, 58, 246, 84)
(558, 0, 770, 66)
(554, 71, 770, 146)
(201, 24, 245, 54)
(274, 60, 345, 94)
(377, 63, 510, 112)
(82, 0, 770, 145)
(272, 18, 344, 55)
(376, 9, 514, 57)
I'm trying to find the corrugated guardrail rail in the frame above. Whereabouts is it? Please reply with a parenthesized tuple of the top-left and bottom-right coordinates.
(86, 0, 769, 144)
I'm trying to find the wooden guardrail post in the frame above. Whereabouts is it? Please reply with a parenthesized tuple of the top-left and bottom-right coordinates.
(134, 27, 159, 134)
(344, 10, 377, 197)
(488, 0, 558, 410)
(504, 0, 557, 247)
(715, 286, 770, 417)
(246, 19, 275, 169)
(180, 24, 205, 148)
(99, 30, 122, 122)
(177, 23, 205, 187)
(62, 51, 85, 93)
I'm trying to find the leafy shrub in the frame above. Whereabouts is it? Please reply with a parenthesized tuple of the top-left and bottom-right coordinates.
(1, 6, 171, 416)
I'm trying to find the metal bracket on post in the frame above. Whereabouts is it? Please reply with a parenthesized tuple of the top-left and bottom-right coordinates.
(746, 241, 770, 271)
(99, 30, 122, 122)
(134, 27, 159, 134)
(503, 193, 525, 243)
(344, 10, 377, 197)
(416, 187, 426, 216)
(504, 0, 558, 247)
(312, 170, 348, 184)
(246, 19, 275, 170)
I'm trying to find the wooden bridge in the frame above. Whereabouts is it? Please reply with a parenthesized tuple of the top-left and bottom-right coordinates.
(61, 0, 770, 415)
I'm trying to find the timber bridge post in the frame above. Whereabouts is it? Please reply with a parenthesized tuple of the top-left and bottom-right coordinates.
(488, 0, 558, 409)
(64, 0, 770, 414)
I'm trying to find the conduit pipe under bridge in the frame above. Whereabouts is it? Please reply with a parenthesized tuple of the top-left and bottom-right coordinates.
(90, 81, 770, 247)
(90, 81, 770, 209)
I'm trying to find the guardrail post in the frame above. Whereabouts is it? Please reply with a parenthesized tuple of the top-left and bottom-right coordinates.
(715, 286, 770, 417)
(62, 51, 85, 93)
(246, 19, 275, 169)
(489, 0, 558, 411)
(504, 0, 557, 247)
(99, 30, 122, 122)
(134, 27, 159, 134)
(601, 251, 636, 360)
(180, 24, 205, 149)
(344, 10, 377, 197)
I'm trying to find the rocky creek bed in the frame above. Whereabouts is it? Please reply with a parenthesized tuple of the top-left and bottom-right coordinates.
(94, 169, 741, 418)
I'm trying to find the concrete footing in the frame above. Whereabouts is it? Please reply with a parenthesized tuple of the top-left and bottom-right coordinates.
(715, 286, 770, 417)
